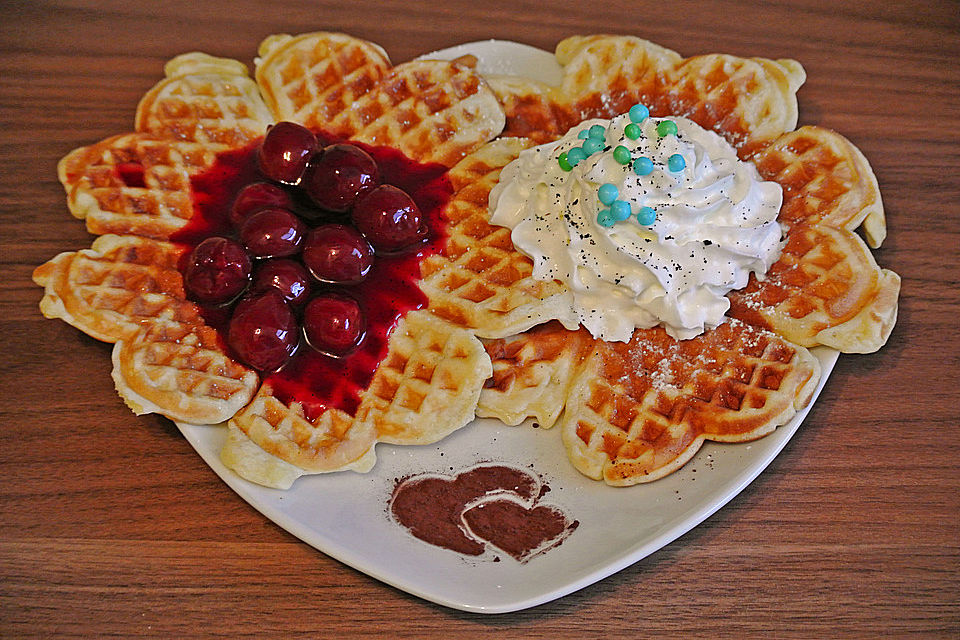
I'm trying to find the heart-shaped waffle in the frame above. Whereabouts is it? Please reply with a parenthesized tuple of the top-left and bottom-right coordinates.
(35, 32, 505, 488)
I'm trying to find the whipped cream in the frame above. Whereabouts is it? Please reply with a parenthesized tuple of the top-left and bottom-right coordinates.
(489, 113, 783, 341)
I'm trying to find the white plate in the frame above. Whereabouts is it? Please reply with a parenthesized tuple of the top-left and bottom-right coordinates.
(177, 41, 839, 614)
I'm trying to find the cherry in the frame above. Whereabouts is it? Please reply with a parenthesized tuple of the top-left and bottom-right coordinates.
(227, 290, 300, 371)
(303, 293, 366, 356)
(257, 121, 318, 185)
(351, 184, 426, 252)
(302, 224, 374, 285)
(182, 236, 251, 304)
(230, 181, 295, 227)
(240, 208, 305, 258)
(302, 143, 380, 212)
(252, 258, 312, 306)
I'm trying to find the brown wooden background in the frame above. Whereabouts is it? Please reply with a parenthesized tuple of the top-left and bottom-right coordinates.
(2, 1, 958, 637)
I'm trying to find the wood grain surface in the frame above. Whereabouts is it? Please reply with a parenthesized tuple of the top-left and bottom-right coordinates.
(2, 1, 958, 637)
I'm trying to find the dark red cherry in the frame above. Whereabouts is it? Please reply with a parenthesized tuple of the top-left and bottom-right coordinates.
(351, 184, 426, 252)
(227, 290, 299, 371)
(302, 224, 374, 284)
(302, 293, 366, 356)
(230, 181, 295, 227)
(302, 143, 380, 213)
(252, 258, 312, 306)
(240, 208, 305, 258)
(257, 121, 318, 185)
(182, 236, 251, 304)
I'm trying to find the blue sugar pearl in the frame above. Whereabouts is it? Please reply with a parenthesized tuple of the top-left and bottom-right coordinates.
(668, 153, 686, 172)
(597, 209, 616, 227)
(577, 129, 590, 139)
(629, 103, 650, 124)
(611, 200, 632, 221)
(636, 206, 657, 226)
(567, 146, 587, 166)
(598, 183, 618, 206)
(581, 137, 603, 155)
(589, 124, 607, 139)
(633, 156, 654, 176)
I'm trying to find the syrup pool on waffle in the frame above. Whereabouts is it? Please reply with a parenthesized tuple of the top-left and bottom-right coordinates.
(164, 121, 453, 420)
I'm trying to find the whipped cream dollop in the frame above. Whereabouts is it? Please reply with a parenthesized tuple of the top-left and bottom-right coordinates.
(489, 112, 784, 341)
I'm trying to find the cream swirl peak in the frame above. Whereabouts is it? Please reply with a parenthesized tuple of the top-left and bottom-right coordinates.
(489, 109, 784, 341)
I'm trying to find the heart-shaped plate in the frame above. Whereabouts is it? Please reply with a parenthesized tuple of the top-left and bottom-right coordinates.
(177, 41, 838, 614)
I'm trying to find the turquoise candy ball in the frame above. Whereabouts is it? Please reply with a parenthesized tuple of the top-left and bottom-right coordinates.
(611, 200, 632, 221)
(567, 146, 587, 166)
(597, 209, 616, 227)
(633, 156, 654, 176)
(668, 153, 686, 172)
(581, 137, 603, 155)
(598, 183, 618, 205)
(636, 206, 657, 225)
(629, 103, 649, 123)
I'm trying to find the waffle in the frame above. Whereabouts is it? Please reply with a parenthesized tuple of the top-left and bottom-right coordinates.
(33, 234, 191, 342)
(112, 312, 259, 425)
(256, 32, 505, 167)
(58, 133, 222, 240)
(560, 318, 820, 485)
(136, 52, 274, 147)
(725, 125, 899, 352)
(492, 35, 805, 159)
(478, 322, 594, 428)
(34, 32, 507, 489)
(224, 310, 491, 488)
(419, 137, 573, 338)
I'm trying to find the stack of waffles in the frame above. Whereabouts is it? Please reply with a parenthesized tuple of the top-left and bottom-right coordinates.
(34, 32, 898, 489)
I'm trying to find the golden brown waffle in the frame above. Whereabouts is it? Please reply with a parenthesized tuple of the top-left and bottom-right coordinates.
(33, 234, 191, 342)
(112, 312, 259, 425)
(419, 137, 573, 338)
(223, 310, 491, 488)
(57, 133, 221, 240)
(726, 126, 899, 352)
(136, 53, 274, 147)
(561, 319, 820, 486)
(255, 32, 392, 129)
(752, 125, 886, 247)
(257, 32, 505, 167)
(493, 35, 805, 159)
(479, 319, 819, 486)
(478, 322, 594, 428)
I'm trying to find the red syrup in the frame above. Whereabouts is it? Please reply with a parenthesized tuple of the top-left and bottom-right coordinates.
(172, 136, 452, 420)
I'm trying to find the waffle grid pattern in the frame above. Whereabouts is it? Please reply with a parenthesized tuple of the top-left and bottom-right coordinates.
(136, 53, 275, 148)
(255, 32, 391, 129)
(113, 314, 258, 425)
(59, 133, 220, 239)
(560, 320, 819, 485)
(419, 138, 571, 338)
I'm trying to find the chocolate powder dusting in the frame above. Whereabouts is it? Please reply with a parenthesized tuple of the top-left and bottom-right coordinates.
(389, 464, 577, 562)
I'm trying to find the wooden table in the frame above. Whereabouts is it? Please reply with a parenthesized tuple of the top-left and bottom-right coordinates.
(3, 1, 957, 636)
